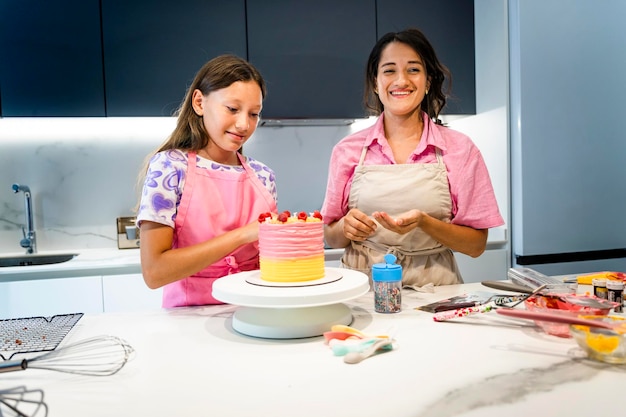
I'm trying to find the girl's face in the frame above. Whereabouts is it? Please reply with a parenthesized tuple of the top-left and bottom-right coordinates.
(375, 42, 430, 117)
(192, 81, 263, 163)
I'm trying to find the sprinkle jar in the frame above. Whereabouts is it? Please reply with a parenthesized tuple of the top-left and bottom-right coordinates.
(372, 254, 402, 313)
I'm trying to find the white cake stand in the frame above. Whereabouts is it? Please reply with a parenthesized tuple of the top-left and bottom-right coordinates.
(212, 267, 369, 339)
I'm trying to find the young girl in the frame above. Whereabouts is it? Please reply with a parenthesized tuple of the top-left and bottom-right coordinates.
(137, 55, 277, 307)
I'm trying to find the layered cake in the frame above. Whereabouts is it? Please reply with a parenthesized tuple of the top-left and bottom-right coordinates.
(258, 210, 325, 282)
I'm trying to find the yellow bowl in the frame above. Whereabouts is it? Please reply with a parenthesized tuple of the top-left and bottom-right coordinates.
(569, 315, 626, 364)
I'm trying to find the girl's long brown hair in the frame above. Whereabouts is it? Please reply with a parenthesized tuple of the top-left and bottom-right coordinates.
(134, 55, 266, 212)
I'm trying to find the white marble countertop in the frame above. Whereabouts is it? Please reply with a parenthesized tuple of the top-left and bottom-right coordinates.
(0, 248, 142, 281)
(0, 282, 623, 417)
(0, 248, 347, 282)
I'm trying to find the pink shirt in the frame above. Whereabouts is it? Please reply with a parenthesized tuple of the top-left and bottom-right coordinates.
(321, 112, 504, 230)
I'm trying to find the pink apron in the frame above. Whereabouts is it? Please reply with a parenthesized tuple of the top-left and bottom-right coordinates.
(162, 151, 277, 307)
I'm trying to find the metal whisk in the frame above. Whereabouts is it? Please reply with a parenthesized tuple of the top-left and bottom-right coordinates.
(0, 386, 48, 417)
(0, 335, 134, 376)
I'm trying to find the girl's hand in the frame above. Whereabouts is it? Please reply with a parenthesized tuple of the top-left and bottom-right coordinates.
(240, 220, 261, 244)
(342, 208, 377, 241)
(372, 209, 423, 235)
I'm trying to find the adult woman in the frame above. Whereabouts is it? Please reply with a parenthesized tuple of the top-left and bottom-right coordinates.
(137, 55, 277, 307)
(321, 29, 504, 286)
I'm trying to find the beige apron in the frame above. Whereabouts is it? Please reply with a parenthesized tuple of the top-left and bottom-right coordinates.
(342, 145, 463, 286)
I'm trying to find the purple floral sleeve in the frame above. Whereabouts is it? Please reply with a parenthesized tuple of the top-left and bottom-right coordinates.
(136, 150, 277, 228)
(136, 150, 186, 228)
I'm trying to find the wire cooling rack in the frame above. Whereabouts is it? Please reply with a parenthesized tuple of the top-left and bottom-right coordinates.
(0, 313, 83, 360)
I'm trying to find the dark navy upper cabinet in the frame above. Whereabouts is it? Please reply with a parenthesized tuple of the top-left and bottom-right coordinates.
(0, 1, 474, 118)
(246, 0, 377, 120)
(101, 0, 247, 117)
(377, 0, 476, 115)
(0, 0, 105, 117)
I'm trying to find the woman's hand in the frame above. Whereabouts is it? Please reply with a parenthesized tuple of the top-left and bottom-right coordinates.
(373, 209, 488, 257)
(342, 208, 377, 241)
(372, 209, 423, 235)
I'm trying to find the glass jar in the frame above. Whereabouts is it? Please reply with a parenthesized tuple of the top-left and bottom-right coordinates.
(606, 280, 624, 313)
(371, 254, 402, 313)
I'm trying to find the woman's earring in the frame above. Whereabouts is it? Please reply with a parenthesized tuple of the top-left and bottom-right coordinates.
(425, 89, 429, 95)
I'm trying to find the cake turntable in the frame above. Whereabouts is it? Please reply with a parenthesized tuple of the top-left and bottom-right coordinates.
(212, 267, 369, 339)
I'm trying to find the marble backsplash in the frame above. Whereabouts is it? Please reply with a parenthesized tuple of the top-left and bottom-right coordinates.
(0, 110, 508, 254)
(0, 117, 362, 253)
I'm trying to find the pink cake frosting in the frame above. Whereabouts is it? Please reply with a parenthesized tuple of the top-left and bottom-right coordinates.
(259, 222, 324, 258)
(258, 212, 325, 282)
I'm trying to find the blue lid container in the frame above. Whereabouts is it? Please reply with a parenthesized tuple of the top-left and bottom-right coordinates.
(372, 254, 402, 282)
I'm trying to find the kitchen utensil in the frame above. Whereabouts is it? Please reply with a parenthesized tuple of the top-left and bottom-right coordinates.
(329, 325, 390, 340)
(576, 271, 626, 285)
(495, 309, 626, 334)
(330, 338, 382, 356)
(0, 386, 48, 417)
(343, 338, 394, 364)
(481, 280, 536, 294)
(521, 293, 618, 337)
(432, 285, 545, 322)
(1, 313, 84, 360)
(0, 335, 134, 376)
(508, 267, 576, 292)
(322, 331, 361, 343)
(433, 303, 497, 321)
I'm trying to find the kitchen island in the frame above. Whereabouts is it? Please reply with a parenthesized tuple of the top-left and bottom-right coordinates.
(0, 282, 623, 417)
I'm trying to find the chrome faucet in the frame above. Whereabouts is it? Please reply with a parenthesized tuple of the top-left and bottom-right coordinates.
(12, 183, 37, 254)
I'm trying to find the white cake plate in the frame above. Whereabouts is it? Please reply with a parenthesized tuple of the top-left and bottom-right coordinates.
(212, 267, 369, 339)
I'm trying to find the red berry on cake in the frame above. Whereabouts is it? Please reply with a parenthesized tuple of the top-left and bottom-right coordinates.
(258, 212, 270, 223)
(297, 211, 307, 221)
(282, 210, 291, 217)
(312, 210, 323, 220)
(277, 212, 289, 223)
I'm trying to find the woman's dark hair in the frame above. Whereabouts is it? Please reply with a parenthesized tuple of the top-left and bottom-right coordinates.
(364, 28, 451, 123)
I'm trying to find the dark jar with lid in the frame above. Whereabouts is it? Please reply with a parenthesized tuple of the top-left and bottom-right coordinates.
(592, 278, 608, 299)
(606, 280, 624, 313)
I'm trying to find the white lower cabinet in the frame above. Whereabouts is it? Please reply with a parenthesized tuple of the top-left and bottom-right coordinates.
(102, 273, 162, 313)
(0, 276, 103, 319)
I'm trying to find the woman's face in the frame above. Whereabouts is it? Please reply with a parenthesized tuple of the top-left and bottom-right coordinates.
(375, 41, 430, 117)
(192, 80, 263, 163)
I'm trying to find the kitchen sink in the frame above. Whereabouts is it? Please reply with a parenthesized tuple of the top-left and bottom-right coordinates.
(0, 253, 78, 267)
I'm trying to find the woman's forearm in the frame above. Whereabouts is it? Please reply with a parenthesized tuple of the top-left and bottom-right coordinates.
(418, 215, 488, 258)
